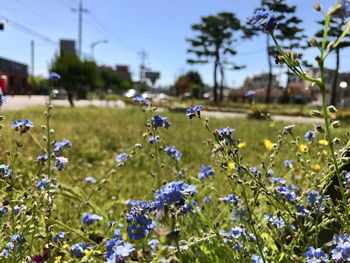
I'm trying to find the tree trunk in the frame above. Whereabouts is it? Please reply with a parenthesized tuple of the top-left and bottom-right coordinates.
(331, 47, 340, 106)
(265, 34, 273, 104)
(67, 92, 75, 107)
(213, 57, 219, 103)
(219, 62, 225, 102)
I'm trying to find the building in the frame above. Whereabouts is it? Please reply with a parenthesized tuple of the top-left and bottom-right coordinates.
(116, 65, 131, 80)
(0, 57, 28, 95)
(241, 73, 281, 103)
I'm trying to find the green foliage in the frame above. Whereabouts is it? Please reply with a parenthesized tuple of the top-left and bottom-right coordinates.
(50, 54, 99, 105)
(98, 67, 132, 93)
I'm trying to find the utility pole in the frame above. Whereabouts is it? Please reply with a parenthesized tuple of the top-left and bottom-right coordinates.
(72, 0, 88, 58)
(139, 49, 147, 83)
(31, 40, 34, 77)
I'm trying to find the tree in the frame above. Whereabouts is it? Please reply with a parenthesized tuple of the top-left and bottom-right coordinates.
(247, 0, 305, 104)
(50, 54, 98, 106)
(313, 9, 350, 106)
(174, 70, 204, 98)
(187, 12, 242, 103)
(98, 67, 132, 93)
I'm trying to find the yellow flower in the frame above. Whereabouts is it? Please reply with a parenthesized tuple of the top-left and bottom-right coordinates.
(318, 139, 329, 146)
(122, 232, 128, 240)
(62, 244, 70, 250)
(264, 139, 273, 151)
(85, 249, 93, 256)
(323, 150, 328, 156)
(54, 256, 62, 263)
(228, 162, 235, 170)
(311, 164, 321, 171)
(299, 144, 308, 153)
(238, 142, 246, 149)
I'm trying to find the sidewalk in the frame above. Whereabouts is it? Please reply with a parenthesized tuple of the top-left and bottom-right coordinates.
(1, 95, 323, 124)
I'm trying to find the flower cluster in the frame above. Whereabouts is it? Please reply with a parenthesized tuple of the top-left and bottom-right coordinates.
(186, 105, 202, 119)
(12, 119, 33, 134)
(250, 9, 277, 33)
(164, 146, 182, 161)
(197, 165, 214, 180)
(151, 115, 171, 129)
(133, 96, 150, 106)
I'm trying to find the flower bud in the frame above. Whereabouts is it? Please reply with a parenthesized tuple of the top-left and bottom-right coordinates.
(313, 3, 322, 11)
(308, 38, 318, 47)
(316, 125, 325, 133)
(327, 105, 337, 113)
(310, 110, 323, 117)
(331, 120, 341, 129)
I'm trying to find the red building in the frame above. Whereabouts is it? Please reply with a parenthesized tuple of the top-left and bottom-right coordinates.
(0, 57, 28, 95)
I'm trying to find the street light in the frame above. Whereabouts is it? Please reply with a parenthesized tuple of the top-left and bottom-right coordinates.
(90, 39, 108, 59)
(340, 81, 348, 107)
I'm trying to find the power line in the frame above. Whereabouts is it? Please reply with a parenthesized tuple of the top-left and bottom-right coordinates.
(0, 15, 57, 45)
(14, 0, 66, 35)
(87, 12, 138, 53)
(56, 0, 75, 10)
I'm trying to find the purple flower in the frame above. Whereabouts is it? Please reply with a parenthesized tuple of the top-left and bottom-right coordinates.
(304, 247, 329, 263)
(197, 165, 214, 180)
(306, 190, 322, 205)
(116, 152, 128, 164)
(283, 124, 295, 134)
(48, 72, 61, 81)
(37, 155, 48, 163)
(0, 94, 5, 107)
(55, 156, 68, 171)
(106, 240, 135, 262)
(81, 213, 103, 225)
(164, 146, 182, 161)
(250, 9, 277, 33)
(133, 96, 150, 106)
(148, 239, 159, 251)
(275, 186, 297, 203)
(252, 254, 264, 263)
(264, 215, 285, 228)
(245, 90, 256, 97)
(151, 115, 171, 129)
(53, 140, 72, 155)
(148, 136, 159, 144)
(85, 176, 97, 183)
(71, 243, 93, 257)
(219, 194, 240, 205)
(0, 206, 8, 217)
(284, 160, 293, 168)
(36, 178, 49, 190)
(217, 127, 235, 145)
(154, 181, 196, 210)
(270, 177, 286, 185)
(53, 232, 65, 242)
(305, 130, 316, 143)
(0, 165, 12, 178)
(186, 105, 202, 119)
(296, 205, 310, 217)
(12, 119, 33, 134)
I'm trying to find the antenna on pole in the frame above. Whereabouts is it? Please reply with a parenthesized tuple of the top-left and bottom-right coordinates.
(71, 0, 88, 58)
(139, 49, 147, 83)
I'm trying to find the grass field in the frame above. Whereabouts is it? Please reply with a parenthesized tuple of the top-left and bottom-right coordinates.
(1, 105, 349, 262)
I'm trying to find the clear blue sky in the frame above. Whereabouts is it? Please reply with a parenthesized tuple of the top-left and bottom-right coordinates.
(0, 0, 348, 88)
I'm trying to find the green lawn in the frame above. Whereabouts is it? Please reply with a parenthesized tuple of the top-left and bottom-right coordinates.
(1, 105, 347, 261)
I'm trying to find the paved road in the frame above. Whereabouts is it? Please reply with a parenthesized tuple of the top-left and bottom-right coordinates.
(1, 95, 126, 109)
(1, 95, 323, 124)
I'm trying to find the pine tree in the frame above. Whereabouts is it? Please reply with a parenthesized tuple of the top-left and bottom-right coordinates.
(187, 12, 242, 103)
